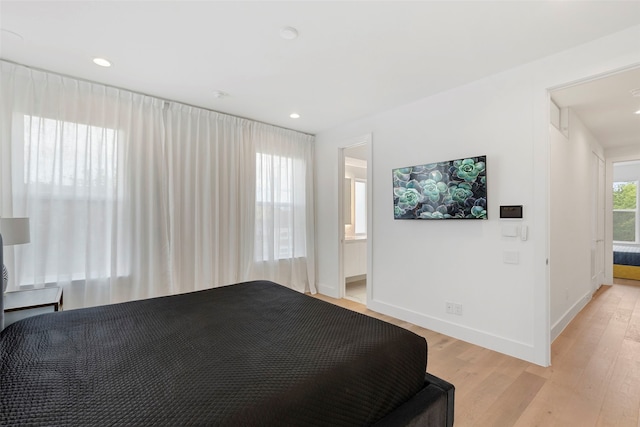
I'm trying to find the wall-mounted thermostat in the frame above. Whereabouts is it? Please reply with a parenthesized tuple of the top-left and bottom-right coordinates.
(500, 205, 523, 219)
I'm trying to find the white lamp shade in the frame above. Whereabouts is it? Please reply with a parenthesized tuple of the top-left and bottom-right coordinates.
(0, 218, 30, 246)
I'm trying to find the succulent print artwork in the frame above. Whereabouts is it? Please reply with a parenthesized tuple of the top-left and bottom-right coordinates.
(393, 156, 487, 220)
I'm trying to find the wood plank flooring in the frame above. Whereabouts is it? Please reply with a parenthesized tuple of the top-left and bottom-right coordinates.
(312, 278, 640, 426)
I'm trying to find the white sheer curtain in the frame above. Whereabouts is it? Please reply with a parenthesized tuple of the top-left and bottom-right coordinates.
(165, 105, 255, 292)
(1, 62, 170, 309)
(251, 124, 316, 293)
(165, 104, 316, 294)
(1, 61, 316, 307)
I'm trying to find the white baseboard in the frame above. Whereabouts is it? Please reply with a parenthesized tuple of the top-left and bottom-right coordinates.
(551, 291, 592, 342)
(317, 283, 340, 299)
(346, 274, 366, 283)
(367, 298, 541, 366)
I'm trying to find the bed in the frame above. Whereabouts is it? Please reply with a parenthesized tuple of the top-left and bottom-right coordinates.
(0, 279, 454, 426)
(613, 244, 640, 280)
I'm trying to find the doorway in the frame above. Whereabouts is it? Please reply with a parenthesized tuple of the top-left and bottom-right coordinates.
(548, 66, 640, 346)
(339, 135, 371, 303)
(592, 152, 605, 290)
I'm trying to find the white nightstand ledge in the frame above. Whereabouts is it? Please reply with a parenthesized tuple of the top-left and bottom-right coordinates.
(4, 286, 63, 327)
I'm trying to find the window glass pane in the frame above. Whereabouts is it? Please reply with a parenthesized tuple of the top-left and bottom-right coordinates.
(20, 115, 119, 284)
(612, 181, 638, 243)
(354, 180, 366, 235)
(613, 181, 637, 209)
(613, 211, 636, 242)
(24, 115, 118, 197)
(255, 152, 306, 261)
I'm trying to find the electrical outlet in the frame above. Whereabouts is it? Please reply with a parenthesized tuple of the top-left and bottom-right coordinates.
(446, 301, 463, 315)
(446, 301, 454, 314)
(454, 303, 463, 315)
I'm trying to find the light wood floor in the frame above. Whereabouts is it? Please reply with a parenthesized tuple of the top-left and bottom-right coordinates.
(313, 278, 640, 427)
(345, 279, 367, 304)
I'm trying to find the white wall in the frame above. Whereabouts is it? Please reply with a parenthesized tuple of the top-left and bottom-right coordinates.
(549, 111, 605, 341)
(613, 160, 640, 182)
(315, 25, 640, 366)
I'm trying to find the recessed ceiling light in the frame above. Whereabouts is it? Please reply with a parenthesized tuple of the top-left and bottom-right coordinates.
(635, 109, 640, 115)
(212, 90, 228, 99)
(290, 113, 300, 119)
(92, 57, 111, 67)
(280, 27, 299, 40)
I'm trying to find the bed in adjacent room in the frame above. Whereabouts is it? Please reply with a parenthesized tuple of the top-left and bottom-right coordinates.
(613, 245, 640, 280)
(0, 279, 454, 426)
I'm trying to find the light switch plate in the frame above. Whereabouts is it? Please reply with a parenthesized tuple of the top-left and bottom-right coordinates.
(503, 251, 519, 264)
(501, 224, 518, 237)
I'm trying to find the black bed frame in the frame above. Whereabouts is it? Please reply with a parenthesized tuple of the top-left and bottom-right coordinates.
(375, 373, 455, 427)
(0, 252, 455, 426)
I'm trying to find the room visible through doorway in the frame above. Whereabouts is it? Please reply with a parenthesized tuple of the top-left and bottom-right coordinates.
(341, 137, 370, 304)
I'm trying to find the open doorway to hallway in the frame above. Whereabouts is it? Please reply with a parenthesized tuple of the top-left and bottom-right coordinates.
(548, 65, 640, 346)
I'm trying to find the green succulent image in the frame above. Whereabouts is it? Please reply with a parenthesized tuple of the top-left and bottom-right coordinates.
(428, 170, 443, 182)
(394, 205, 407, 217)
(393, 168, 412, 183)
(449, 182, 474, 204)
(420, 179, 446, 202)
(420, 211, 445, 219)
(392, 155, 487, 220)
(394, 183, 425, 211)
(471, 205, 487, 218)
(454, 158, 485, 183)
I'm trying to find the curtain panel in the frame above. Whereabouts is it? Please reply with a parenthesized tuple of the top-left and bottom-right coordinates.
(165, 105, 315, 294)
(0, 61, 316, 308)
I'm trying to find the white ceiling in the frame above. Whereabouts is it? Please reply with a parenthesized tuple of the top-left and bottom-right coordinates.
(1, 1, 639, 136)
(551, 67, 640, 150)
(345, 144, 368, 162)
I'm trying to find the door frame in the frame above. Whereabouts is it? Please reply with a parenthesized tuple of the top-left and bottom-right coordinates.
(592, 151, 606, 291)
(337, 133, 372, 301)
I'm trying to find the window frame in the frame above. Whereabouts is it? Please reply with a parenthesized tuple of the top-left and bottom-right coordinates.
(15, 113, 123, 286)
(612, 180, 639, 244)
(353, 178, 367, 237)
(255, 152, 307, 261)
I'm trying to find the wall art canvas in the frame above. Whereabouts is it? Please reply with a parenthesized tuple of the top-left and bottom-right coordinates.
(393, 155, 487, 220)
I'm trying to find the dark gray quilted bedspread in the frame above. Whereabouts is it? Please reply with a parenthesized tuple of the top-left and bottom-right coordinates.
(1, 280, 426, 426)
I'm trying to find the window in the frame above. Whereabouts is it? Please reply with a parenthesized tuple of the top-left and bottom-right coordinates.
(18, 115, 119, 285)
(255, 153, 307, 261)
(24, 116, 118, 196)
(613, 181, 638, 243)
(354, 179, 367, 235)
